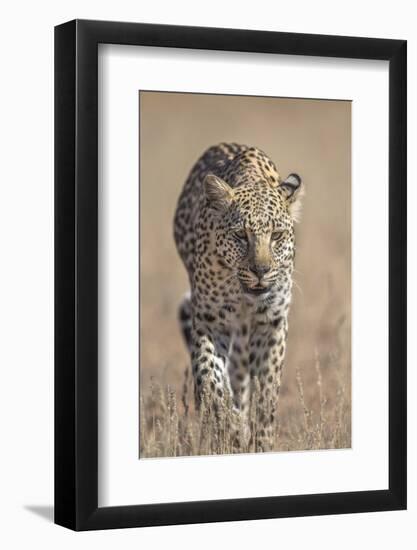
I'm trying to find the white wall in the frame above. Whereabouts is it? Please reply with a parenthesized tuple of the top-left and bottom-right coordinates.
(0, 1, 414, 547)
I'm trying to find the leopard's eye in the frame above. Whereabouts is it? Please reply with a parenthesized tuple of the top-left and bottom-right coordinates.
(271, 230, 284, 242)
(233, 229, 247, 242)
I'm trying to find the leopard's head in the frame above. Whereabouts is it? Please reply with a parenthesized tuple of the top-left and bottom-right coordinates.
(204, 172, 303, 297)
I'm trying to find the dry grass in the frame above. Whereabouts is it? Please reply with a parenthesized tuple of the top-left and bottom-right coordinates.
(140, 347, 351, 458)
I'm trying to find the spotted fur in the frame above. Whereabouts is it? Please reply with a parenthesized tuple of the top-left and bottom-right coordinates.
(174, 143, 303, 450)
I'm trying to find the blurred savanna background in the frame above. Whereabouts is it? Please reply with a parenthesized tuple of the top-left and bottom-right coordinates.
(139, 91, 351, 458)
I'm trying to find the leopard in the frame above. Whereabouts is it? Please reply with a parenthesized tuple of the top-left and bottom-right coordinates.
(173, 143, 303, 451)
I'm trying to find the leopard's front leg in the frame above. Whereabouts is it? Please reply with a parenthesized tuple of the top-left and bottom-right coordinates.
(228, 322, 251, 414)
(190, 323, 233, 413)
(190, 319, 248, 451)
(249, 317, 287, 452)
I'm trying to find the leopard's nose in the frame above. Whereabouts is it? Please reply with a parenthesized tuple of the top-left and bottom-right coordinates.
(250, 264, 271, 279)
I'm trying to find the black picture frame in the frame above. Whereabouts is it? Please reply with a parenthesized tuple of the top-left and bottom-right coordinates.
(55, 19, 407, 531)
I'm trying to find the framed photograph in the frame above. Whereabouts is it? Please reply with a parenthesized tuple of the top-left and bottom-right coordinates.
(55, 19, 407, 530)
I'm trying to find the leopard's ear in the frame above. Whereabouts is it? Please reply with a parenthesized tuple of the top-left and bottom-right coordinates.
(279, 173, 304, 222)
(204, 174, 233, 212)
